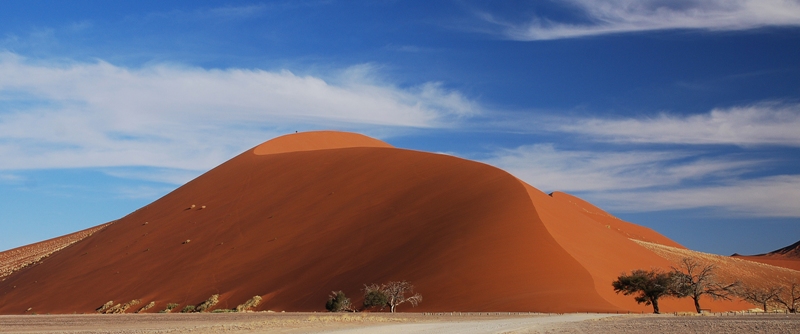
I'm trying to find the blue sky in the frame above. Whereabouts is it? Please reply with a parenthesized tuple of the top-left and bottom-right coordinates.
(1, 0, 800, 255)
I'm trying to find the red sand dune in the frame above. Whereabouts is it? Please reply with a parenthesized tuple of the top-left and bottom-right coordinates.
(0, 131, 796, 315)
(732, 240, 800, 271)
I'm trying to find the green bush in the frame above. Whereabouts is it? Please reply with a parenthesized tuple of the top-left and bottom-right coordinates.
(159, 303, 179, 313)
(363, 289, 388, 310)
(325, 291, 352, 312)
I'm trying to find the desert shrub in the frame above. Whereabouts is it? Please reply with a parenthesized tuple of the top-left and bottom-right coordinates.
(195, 294, 220, 313)
(363, 285, 388, 311)
(106, 299, 140, 314)
(137, 301, 155, 313)
(325, 291, 352, 312)
(181, 305, 196, 313)
(236, 295, 262, 312)
(96, 301, 114, 313)
(102, 303, 123, 314)
(159, 303, 179, 313)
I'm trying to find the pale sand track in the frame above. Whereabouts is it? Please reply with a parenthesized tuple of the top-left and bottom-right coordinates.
(317, 313, 613, 334)
(4, 313, 799, 334)
(0, 313, 611, 333)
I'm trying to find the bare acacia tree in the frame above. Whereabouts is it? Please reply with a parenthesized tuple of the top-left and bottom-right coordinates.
(735, 285, 782, 312)
(775, 282, 800, 313)
(361, 281, 422, 313)
(670, 258, 738, 313)
(382, 281, 422, 313)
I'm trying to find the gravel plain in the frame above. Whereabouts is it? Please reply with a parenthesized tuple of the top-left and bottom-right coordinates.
(1, 312, 799, 334)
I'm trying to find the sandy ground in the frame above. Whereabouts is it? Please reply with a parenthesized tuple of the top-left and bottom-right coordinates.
(2, 313, 799, 334)
(541, 313, 800, 334)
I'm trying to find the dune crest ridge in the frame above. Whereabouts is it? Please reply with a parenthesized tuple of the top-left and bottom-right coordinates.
(253, 131, 392, 155)
(0, 131, 796, 314)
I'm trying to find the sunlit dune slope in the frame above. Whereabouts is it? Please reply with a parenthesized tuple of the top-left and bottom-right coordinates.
(548, 192, 685, 249)
(0, 131, 795, 315)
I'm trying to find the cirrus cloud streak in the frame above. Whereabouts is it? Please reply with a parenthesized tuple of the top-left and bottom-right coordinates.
(556, 103, 800, 146)
(487, 0, 800, 40)
(487, 144, 799, 217)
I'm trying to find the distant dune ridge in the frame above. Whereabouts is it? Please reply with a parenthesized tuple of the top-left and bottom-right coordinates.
(732, 240, 800, 271)
(0, 131, 797, 314)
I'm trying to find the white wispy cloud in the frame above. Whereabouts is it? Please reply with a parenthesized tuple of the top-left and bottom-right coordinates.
(488, 0, 800, 40)
(0, 173, 24, 184)
(141, 4, 269, 21)
(487, 143, 798, 217)
(486, 144, 758, 192)
(598, 175, 800, 217)
(113, 185, 178, 200)
(0, 52, 479, 171)
(100, 167, 203, 185)
(556, 103, 800, 146)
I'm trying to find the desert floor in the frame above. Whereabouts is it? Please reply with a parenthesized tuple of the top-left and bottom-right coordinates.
(1, 312, 799, 333)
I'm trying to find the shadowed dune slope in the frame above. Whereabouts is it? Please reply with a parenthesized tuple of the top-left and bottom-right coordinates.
(0, 131, 792, 315)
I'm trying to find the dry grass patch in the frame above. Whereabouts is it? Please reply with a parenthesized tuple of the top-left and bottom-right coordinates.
(96, 301, 114, 313)
(0, 223, 111, 278)
(160, 303, 179, 313)
(136, 301, 155, 313)
(236, 295, 262, 312)
(633, 240, 800, 288)
(194, 294, 220, 313)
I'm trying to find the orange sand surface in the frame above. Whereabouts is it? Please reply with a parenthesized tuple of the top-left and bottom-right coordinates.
(0, 131, 796, 315)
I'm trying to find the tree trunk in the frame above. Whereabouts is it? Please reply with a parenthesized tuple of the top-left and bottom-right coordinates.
(763, 302, 768, 313)
(694, 297, 701, 313)
(652, 298, 660, 314)
(390, 304, 395, 313)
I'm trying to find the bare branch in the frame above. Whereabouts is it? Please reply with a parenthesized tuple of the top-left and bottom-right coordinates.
(775, 282, 800, 313)
(735, 285, 782, 313)
(671, 257, 736, 313)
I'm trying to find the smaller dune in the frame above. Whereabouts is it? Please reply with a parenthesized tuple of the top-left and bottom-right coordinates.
(731, 240, 800, 271)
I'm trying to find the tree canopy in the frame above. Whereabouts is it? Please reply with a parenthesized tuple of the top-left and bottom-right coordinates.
(613, 269, 678, 314)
